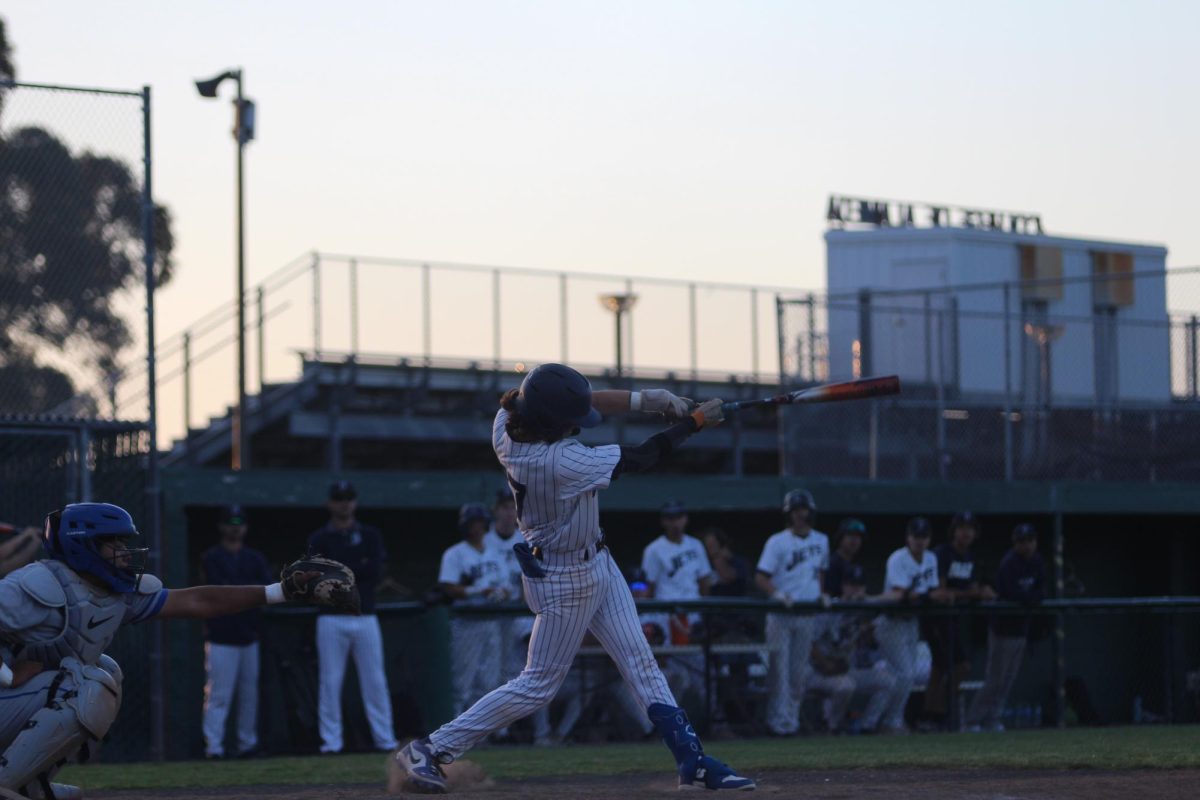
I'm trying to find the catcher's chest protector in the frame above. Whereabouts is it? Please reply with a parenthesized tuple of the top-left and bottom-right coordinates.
(9, 560, 144, 668)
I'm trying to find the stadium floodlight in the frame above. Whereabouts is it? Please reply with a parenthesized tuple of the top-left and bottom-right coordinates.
(194, 68, 253, 469)
(599, 293, 639, 377)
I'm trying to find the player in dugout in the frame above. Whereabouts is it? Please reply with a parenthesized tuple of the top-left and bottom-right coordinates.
(0, 502, 359, 799)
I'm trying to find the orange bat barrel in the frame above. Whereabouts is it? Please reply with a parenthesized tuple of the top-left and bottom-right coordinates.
(787, 375, 901, 404)
(720, 375, 900, 413)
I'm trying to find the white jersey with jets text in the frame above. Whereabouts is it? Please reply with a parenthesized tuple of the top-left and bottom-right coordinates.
(756, 528, 829, 602)
(492, 408, 620, 552)
(641, 534, 713, 602)
(884, 547, 939, 595)
(438, 540, 509, 603)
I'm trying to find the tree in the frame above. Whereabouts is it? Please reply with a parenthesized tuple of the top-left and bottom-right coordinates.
(0, 17, 175, 416)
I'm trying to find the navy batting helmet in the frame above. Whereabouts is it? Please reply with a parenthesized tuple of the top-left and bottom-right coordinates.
(783, 489, 816, 515)
(514, 363, 601, 435)
(43, 503, 149, 593)
(458, 502, 491, 534)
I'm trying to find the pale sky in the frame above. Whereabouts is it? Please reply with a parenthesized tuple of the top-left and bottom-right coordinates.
(5, 0, 1198, 444)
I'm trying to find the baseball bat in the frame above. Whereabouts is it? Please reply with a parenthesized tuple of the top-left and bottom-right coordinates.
(720, 375, 901, 413)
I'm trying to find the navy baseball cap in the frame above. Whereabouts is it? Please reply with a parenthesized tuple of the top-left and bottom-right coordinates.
(495, 485, 515, 506)
(220, 505, 246, 526)
(906, 517, 932, 538)
(660, 499, 687, 517)
(1012, 523, 1038, 541)
(328, 480, 357, 501)
(950, 511, 979, 531)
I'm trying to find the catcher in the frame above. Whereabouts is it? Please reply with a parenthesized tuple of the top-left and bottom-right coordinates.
(0, 502, 359, 800)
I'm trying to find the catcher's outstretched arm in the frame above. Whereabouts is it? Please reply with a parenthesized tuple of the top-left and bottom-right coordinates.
(158, 583, 285, 619)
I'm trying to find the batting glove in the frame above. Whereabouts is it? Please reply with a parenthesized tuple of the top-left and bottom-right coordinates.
(633, 389, 692, 419)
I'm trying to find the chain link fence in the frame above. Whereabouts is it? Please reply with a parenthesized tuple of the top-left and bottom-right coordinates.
(0, 80, 161, 419)
(778, 267, 1200, 481)
(0, 79, 165, 758)
(149, 253, 796, 454)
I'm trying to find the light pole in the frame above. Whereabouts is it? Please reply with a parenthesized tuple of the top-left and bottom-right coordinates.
(195, 69, 255, 469)
(599, 293, 638, 377)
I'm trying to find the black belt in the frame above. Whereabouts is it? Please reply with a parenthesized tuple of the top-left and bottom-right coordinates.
(532, 535, 606, 562)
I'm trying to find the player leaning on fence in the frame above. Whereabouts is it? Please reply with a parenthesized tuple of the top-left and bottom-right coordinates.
(754, 489, 829, 737)
(875, 516, 948, 734)
(0, 503, 360, 799)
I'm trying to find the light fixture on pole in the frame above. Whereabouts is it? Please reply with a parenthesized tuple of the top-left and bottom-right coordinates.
(599, 293, 638, 377)
(195, 68, 255, 469)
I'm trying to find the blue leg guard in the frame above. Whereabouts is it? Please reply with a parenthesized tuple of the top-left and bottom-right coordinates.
(647, 703, 703, 768)
(648, 703, 757, 791)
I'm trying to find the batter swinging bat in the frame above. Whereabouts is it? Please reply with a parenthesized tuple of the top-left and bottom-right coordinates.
(719, 375, 900, 414)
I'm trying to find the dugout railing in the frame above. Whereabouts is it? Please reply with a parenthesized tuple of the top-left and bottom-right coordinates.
(145, 596, 1200, 760)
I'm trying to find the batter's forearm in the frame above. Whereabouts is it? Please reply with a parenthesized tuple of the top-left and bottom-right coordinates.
(592, 390, 631, 415)
(159, 584, 272, 619)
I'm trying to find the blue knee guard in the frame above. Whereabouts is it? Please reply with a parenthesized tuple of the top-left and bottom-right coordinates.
(647, 703, 702, 769)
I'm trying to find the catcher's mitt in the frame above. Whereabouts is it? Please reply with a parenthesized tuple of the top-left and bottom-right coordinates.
(281, 555, 361, 614)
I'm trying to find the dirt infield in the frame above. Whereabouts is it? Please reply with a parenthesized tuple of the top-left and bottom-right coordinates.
(92, 768, 1200, 800)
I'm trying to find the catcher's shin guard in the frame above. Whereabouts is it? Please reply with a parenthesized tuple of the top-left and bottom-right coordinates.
(0, 658, 121, 793)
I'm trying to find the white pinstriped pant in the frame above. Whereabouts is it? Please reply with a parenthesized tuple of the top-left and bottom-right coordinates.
(429, 548, 675, 758)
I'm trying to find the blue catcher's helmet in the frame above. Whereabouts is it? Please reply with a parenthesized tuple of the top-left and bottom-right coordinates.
(458, 502, 492, 535)
(514, 363, 602, 436)
(43, 503, 149, 593)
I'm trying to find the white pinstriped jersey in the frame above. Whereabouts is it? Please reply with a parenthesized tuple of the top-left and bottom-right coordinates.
(492, 408, 621, 552)
(756, 528, 829, 602)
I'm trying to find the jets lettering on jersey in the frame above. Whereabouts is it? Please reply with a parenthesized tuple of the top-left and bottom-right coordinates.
(460, 561, 504, 587)
(667, 550, 700, 579)
(784, 543, 825, 573)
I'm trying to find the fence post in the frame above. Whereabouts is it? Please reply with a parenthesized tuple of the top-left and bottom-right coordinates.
(1052, 508, 1066, 729)
(625, 278, 635, 376)
(857, 289, 873, 378)
(559, 273, 569, 363)
(868, 399, 878, 480)
(936, 310, 947, 481)
(256, 288, 266, 393)
(924, 292, 933, 383)
(806, 293, 816, 381)
(689, 283, 698, 380)
(775, 294, 788, 476)
(77, 424, 92, 503)
(312, 252, 322, 357)
(750, 288, 760, 382)
(141, 85, 166, 762)
(350, 258, 359, 357)
(182, 332, 192, 436)
(422, 262, 432, 364)
(1190, 315, 1199, 400)
(1003, 285, 1014, 481)
(493, 269, 502, 371)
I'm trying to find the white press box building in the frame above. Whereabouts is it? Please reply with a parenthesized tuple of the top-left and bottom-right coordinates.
(822, 196, 1169, 406)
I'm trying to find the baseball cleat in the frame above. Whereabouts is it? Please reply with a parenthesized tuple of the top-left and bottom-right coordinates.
(394, 738, 450, 794)
(679, 755, 756, 791)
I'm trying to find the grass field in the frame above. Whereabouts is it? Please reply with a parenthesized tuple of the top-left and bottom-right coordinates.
(59, 726, 1200, 791)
